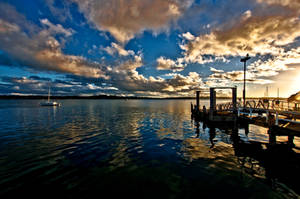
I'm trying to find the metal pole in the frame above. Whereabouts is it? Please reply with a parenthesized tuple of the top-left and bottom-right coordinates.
(243, 61, 246, 108)
(241, 54, 250, 108)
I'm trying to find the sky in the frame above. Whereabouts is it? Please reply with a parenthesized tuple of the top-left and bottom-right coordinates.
(0, 0, 300, 98)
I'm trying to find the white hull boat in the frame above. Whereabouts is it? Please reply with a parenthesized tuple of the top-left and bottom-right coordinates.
(40, 101, 60, 106)
(40, 87, 61, 106)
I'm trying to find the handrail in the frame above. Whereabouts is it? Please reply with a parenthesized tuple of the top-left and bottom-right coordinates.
(216, 99, 299, 112)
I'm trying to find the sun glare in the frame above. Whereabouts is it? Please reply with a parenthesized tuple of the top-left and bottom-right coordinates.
(293, 70, 300, 90)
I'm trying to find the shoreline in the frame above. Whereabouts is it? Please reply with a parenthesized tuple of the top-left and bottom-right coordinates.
(0, 95, 286, 100)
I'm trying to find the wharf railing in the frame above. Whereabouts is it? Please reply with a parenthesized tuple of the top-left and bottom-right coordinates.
(215, 99, 300, 125)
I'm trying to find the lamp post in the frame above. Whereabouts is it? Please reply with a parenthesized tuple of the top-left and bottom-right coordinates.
(240, 54, 250, 108)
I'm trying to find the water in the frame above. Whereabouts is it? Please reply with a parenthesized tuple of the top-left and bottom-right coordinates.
(0, 99, 299, 198)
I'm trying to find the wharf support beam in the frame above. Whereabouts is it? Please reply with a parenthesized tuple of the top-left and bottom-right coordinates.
(208, 87, 237, 121)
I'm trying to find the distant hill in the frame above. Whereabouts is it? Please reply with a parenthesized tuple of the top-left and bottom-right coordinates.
(0, 95, 234, 100)
(1, 95, 287, 100)
(0, 95, 193, 100)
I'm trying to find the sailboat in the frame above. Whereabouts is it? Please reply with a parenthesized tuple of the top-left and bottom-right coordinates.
(40, 87, 60, 106)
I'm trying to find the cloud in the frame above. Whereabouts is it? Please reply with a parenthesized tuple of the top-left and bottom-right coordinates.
(0, 19, 20, 33)
(40, 18, 74, 37)
(256, 0, 300, 11)
(0, 3, 33, 32)
(181, 32, 195, 41)
(72, 0, 193, 43)
(178, 2, 300, 66)
(101, 54, 204, 96)
(103, 42, 135, 56)
(45, 0, 73, 22)
(0, 75, 118, 95)
(0, 2, 206, 97)
(156, 56, 185, 72)
(0, 3, 106, 78)
(173, 0, 300, 90)
(182, 16, 300, 59)
(248, 47, 300, 77)
(207, 69, 274, 86)
(206, 45, 300, 87)
(210, 67, 224, 73)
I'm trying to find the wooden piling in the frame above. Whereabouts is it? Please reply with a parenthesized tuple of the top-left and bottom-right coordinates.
(232, 87, 237, 112)
(288, 135, 295, 146)
(209, 88, 216, 120)
(196, 91, 200, 110)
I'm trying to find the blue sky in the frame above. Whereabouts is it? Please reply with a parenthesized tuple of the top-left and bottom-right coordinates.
(0, 0, 300, 97)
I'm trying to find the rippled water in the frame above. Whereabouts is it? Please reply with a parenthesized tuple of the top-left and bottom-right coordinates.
(0, 99, 299, 198)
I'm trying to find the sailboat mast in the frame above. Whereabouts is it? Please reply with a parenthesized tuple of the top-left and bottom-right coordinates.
(48, 87, 50, 102)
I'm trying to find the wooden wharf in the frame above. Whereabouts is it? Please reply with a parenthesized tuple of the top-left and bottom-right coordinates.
(191, 87, 300, 146)
(191, 88, 300, 196)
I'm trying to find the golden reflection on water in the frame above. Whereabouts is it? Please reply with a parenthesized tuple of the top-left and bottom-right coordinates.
(183, 138, 232, 159)
(241, 124, 300, 148)
(181, 136, 268, 180)
(1, 99, 299, 198)
(182, 138, 238, 170)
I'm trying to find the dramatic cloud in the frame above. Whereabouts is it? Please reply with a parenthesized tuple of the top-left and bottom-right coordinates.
(72, 0, 193, 43)
(103, 42, 135, 57)
(181, 32, 195, 41)
(205, 46, 300, 88)
(0, 3, 106, 78)
(208, 69, 274, 86)
(170, 0, 300, 79)
(0, 2, 206, 97)
(0, 19, 20, 33)
(206, 46, 300, 86)
(256, 0, 300, 11)
(1, 0, 300, 97)
(40, 18, 74, 37)
(181, 15, 300, 60)
(248, 47, 300, 77)
(210, 67, 224, 73)
(156, 56, 185, 72)
(102, 54, 203, 96)
(0, 76, 118, 95)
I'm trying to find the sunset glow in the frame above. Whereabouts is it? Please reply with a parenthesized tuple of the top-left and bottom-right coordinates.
(0, 0, 300, 97)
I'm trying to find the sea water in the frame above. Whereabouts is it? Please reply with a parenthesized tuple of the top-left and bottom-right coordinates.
(0, 99, 299, 198)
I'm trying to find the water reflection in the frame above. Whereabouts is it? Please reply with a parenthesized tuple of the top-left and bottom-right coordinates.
(187, 119, 300, 197)
(0, 99, 299, 198)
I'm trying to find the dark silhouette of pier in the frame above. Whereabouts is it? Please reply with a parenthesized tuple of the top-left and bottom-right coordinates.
(193, 118, 300, 196)
(191, 87, 300, 147)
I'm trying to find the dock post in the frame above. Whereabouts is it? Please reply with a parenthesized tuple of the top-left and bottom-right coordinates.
(269, 131, 276, 146)
(196, 91, 200, 111)
(232, 87, 237, 113)
(266, 110, 269, 123)
(238, 108, 240, 117)
(209, 88, 216, 120)
(275, 112, 278, 126)
(245, 123, 249, 136)
(288, 135, 295, 146)
(249, 108, 252, 119)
